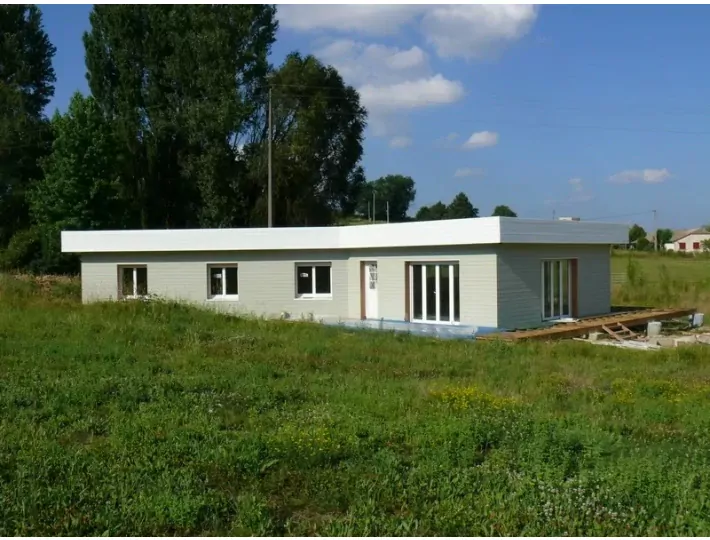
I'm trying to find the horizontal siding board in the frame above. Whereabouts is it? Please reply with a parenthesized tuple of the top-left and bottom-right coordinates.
(81, 245, 499, 327)
(496, 244, 611, 329)
(80, 251, 349, 321)
(346, 246, 498, 327)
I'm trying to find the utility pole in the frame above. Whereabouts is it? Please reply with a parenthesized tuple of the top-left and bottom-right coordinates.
(367, 201, 370, 222)
(386, 201, 390, 223)
(372, 191, 376, 223)
(653, 209, 657, 251)
(552, 209, 556, 221)
(267, 87, 273, 228)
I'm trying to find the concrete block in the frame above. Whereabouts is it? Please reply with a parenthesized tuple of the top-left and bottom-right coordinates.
(655, 337, 677, 348)
(674, 336, 698, 347)
(588, 332, 603, 342)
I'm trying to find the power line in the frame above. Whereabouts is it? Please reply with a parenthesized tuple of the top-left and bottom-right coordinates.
(582, 210, 655, 222)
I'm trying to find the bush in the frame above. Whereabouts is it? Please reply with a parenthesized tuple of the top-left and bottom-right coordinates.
(0, 226, 79, 275)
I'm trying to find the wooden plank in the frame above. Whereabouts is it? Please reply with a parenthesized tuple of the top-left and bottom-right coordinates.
(480, 307, 696, 342)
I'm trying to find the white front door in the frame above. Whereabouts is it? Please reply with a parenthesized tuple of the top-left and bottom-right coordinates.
(365, 262, 378, 319)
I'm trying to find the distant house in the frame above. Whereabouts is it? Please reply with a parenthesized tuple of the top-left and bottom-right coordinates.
(61, 217, 627, 331)
(664, 228, 710, 252)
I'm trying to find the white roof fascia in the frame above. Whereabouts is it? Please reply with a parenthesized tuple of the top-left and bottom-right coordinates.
(61, 217, 628, 254)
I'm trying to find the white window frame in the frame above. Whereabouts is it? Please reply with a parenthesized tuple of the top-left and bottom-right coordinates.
(409, 262, 460, 325)
(207, 264, 239, 300)
(119, 265, 148, 299)
(541, 259, 572, 321)
(295, 263, 333, 299)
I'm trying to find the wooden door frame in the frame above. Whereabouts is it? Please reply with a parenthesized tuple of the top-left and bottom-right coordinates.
(570, 258, 579, 318)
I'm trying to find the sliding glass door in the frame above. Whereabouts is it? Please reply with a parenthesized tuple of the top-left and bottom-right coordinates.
(542, 259, 571, 320)
(410, 263, 460, 324)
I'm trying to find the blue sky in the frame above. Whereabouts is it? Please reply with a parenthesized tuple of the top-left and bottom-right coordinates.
(40, 4, 710, 230)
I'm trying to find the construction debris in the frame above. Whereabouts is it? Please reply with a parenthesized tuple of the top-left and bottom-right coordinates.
(573, 337, 661, 351)
(480, 307, 697, 342)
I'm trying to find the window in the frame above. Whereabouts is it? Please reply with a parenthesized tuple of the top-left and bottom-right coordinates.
(296, 263, 332, 297)
(208, 265, 239, 298)
(410, 263, 460, 324)
(541, 260, 571, 320)
(679, 242, 686, 250)
(693, 242, 701, 250)
(119, 266, 147, 298)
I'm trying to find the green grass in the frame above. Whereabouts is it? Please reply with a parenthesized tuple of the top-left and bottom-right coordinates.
(612, 250, 710, 314)
(4, 274, 710, 534)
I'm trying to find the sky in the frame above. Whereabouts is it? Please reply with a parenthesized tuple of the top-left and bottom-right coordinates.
(39, 4, 710, 231)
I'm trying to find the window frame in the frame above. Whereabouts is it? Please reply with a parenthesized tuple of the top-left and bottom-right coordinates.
(679, 242, 687, 250)
(207, 264, 240, 300)
(295, 262, 333, 299)
(693, 242, 701, 250)
(541, 259, 572, 321)
(118, 265, 148, 299)
(408, 261, 461, 325)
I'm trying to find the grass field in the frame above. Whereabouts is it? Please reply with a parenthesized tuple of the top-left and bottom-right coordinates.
(611, 250, 710, 314)
(3, 273, 710, 535)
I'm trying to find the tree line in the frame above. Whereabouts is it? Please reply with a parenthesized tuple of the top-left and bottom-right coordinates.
(628, 224, 673, 251)
(0, 5, 518, 274)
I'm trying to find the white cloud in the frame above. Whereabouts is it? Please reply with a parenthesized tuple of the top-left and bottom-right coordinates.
(389, 136, 412, 149)
(316, 40, 428, 87)
(454, 167, 485, 178)
(278, 5, 422, 35)
(421, 5, 538, 59)
(446, 132, 459, 141)
(569, 177, 583, 190)
(315, 39, 464, 136)
(280, 5, 539, 59)
(316, 40, 463, 114)
(609, 168, 672, 184)
(462, 131, 499, 150)
(359, 75, 464, 112)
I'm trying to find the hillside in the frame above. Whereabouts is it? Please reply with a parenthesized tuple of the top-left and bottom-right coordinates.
(2, 275, 710, 535)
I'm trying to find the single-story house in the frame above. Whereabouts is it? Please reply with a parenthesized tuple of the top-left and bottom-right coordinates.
(663, 228, 710, 253)
(61, 217, 627, 331)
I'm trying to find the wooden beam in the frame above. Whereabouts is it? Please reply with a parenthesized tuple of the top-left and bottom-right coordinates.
(481, 307, 696, 342)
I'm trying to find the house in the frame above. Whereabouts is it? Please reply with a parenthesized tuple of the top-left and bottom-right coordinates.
(60, 217, 627, 332)
(663, 228, 710, 253)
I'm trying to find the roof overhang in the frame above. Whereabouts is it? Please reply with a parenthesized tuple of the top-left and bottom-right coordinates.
(61, 217, 629, 254)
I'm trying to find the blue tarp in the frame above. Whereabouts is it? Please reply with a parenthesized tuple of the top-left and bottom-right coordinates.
(319, 318, 502, 340)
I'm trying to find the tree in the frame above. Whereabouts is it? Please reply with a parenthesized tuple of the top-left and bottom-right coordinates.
(30, 93, 128, 232)
(0, 5, 56, 247)
(628, 223, 650, 250)
(656, 228, 673, 249)
(357, 174, 415, 222)
(492, 204, 517, 217)
(247, 52, 367, 226)
(446, 192, 478, 219)
(415, 201, 448, 221)
(83, 4, 278, 229)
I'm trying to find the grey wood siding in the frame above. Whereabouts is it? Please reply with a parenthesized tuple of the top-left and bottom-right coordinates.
(496, 244, 611, 329)
(80, 250, 350, 321)
(345, 246, 498, 327)
(80, 246, 499, 327)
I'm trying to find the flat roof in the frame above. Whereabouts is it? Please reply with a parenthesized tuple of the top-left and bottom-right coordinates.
(61, 217, 628, 254)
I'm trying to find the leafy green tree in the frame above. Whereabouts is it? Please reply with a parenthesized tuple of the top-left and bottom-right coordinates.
(357, 174, 416, 222)
(656, 228, 673, 249)
(0, 5, 56, 247)
(446, 192, 478, 219)
(492, 204, 517, 217)
(628, 223, 649, 250)
(83, 4, 278, 228)
(248, 52, 367, 226)
(415, 201, 448, 221)
(30, 93, 127, 232)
